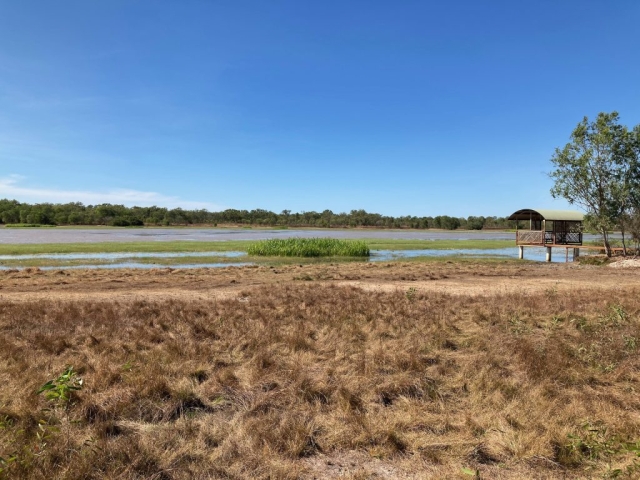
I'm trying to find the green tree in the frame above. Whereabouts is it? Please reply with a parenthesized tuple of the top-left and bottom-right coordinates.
(550, 112, 638, 256)
(609, 124, 640, 255)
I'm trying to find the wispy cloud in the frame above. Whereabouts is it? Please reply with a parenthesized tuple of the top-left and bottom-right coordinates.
(0, 175, 224, 211)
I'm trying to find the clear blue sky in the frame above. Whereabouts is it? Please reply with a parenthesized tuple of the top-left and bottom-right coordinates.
(1, 1, 639, 217)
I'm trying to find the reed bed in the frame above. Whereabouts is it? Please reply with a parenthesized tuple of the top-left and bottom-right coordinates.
(247, 237, 370, 257)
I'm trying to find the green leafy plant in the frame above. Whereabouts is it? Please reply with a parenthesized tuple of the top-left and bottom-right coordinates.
(0, 415, 18, 474)
(37, 366, 83, 407)
(564, 421, 640, 476)
(461, 466, 481, 478)
(35, 366, 84, 459)
(0, 416, 58, 475)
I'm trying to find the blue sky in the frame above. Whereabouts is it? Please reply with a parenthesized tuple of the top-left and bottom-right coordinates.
(1, 1, 639, 217)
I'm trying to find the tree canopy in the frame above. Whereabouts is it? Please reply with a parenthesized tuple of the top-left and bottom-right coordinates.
(0, 199, 516, 231)
(550, 112, 640, 255)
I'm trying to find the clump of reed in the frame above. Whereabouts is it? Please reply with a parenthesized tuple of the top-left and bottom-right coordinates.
(247, 237, 370, 257)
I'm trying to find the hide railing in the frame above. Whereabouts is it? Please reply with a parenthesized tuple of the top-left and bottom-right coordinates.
(516, 231, 544, 245)
(517, 231, 583, 245)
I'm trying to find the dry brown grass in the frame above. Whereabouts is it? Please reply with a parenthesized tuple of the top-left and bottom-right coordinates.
(1, 281, 640, 479)
(0, 260, 635, 304)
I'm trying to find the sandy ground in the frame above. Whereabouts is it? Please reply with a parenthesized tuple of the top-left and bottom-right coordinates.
(2, 260, 639, 303)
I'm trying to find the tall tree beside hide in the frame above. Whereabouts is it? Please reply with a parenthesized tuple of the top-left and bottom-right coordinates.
(550, 112, 636, 256)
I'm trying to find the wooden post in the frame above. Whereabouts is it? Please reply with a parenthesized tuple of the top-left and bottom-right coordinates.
(573, 248, 580, 261)
(546, 246, 552, 262)
(518, 246, 524, 260)
(565, 248, 569, 263)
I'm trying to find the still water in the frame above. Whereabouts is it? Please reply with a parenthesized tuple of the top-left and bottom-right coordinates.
(0, 246, 576, 270)
(0, 227, 607, 244)
(0, 227, 517, 244)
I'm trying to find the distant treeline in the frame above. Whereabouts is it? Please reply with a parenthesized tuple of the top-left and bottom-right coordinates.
(0, 199, 517, 230)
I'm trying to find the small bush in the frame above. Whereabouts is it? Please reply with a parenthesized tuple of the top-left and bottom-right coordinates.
(247, 238, 370, 257)
(577, 255, 609, 266)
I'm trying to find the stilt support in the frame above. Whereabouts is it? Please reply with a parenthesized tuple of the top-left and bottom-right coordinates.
(546, 247, 552, 262)
(573, 248, 580, 261)
(518, 246, 524, 260)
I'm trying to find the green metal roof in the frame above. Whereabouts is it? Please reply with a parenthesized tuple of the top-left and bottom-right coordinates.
(508, 209, 584, 221)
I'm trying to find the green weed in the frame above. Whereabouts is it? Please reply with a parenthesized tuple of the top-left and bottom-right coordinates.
(37, 366, 83, 407)
(461, 466, 481, 478)
(508, 315, 530, 335)
(564, 422, 640, 477)
(405, 287, 417, 301)
(623, 336, 637, 351)
(36, 366, 84, 460)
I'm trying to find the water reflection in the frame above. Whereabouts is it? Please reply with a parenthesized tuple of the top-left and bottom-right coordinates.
(371, 247, 571, 263)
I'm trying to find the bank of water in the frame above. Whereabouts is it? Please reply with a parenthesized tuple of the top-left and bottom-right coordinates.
(0, 251, 247, 270)
(9, 262, 254, 271)
(0, 247, 580, 270)
(371, 247, 572, 263)
(0, 251, 246, 261)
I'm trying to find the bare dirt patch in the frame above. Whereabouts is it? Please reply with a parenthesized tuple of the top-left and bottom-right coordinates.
(609, 258, 640, 269)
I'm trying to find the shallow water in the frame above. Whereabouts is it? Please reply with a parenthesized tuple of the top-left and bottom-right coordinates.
(0, 226, 611, 245)
(0, 227, 518, 244)
(372, 247, 573, 263)
(0, 262, 254, 271)
(0, 246, 580, 270)
(0, 251, 246, 261)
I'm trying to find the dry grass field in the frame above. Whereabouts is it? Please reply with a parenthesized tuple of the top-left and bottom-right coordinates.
(1, 261, 640, 479)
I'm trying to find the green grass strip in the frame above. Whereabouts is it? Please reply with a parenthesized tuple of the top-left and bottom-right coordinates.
(4, 224, 57, 228)
(0, 241, 250, 255)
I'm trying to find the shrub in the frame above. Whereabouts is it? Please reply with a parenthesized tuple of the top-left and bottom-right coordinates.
(110, 217, 143, 227)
